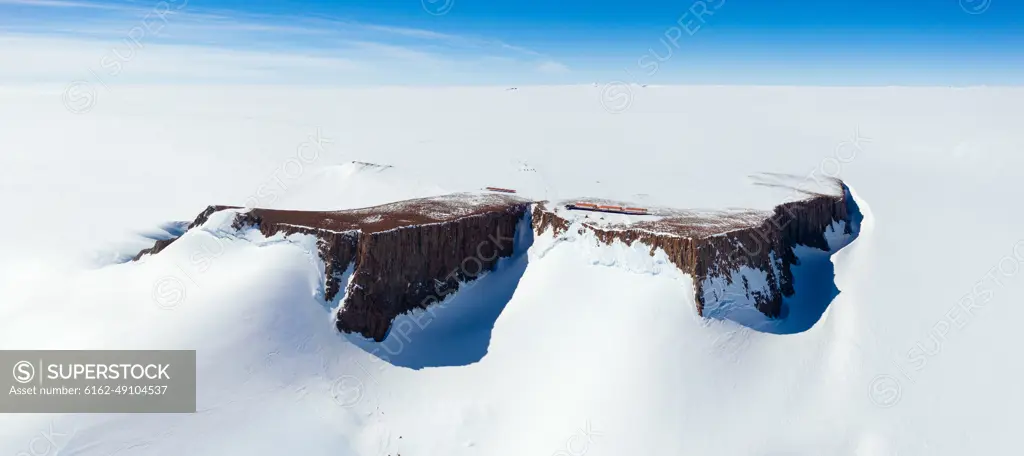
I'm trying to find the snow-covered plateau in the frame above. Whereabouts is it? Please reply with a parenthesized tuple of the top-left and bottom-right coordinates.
(1, 84, 1022, 455)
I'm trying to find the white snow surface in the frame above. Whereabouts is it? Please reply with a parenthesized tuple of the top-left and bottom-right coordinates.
(2, 85, 1024, 455)
(332, 192, 528, 224)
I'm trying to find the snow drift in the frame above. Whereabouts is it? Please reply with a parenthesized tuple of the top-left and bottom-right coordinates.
(2, 85, 1023, 456)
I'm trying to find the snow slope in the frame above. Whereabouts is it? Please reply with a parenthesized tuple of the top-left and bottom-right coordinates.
(1, 85, 1023, 455)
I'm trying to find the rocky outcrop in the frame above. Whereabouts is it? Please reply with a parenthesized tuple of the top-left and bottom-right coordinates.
(337, 207, 524, 340)
(131, 205, 233, 261)
(229, 204, 527, 341)
(229, 210, 361, 304)
(134, 181, 854, 340)
(134, 194, 530, 341)
(531, 182, 853, 317)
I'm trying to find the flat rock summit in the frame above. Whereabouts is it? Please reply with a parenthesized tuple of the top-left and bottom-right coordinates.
(135, 178, 855, 341)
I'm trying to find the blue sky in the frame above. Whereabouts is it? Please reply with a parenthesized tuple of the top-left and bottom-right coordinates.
(1, 0, 1022, 85)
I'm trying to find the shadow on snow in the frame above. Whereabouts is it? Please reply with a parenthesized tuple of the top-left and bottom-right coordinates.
(710, 186, 865, 335)
(344, 215, 533, 370)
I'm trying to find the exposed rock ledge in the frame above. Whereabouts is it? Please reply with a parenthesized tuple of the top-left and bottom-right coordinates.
(135, 194, 530, 341)
(532, 181, 852, 317)
(134, 181, 852, 340)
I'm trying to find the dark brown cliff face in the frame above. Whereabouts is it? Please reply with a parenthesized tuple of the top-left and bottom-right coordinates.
(532, 182, 853, 318)
(337, 205, 526, 341)
(692, 191, 849, 316)
(133, 182, 853, 340)
(229, 203, 529, 341)
(133, 194, 531, 342)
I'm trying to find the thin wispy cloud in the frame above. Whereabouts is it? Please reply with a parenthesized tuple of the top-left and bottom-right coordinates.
(0, 0, 569, 85)
(0, 0, 145, 11)
(0, 0, 103, 7)
(356, 23, 462, 41)
(296, 16, 549, 60)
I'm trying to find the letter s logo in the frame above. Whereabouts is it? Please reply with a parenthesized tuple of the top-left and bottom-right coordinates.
(13, 360, 35, 384)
